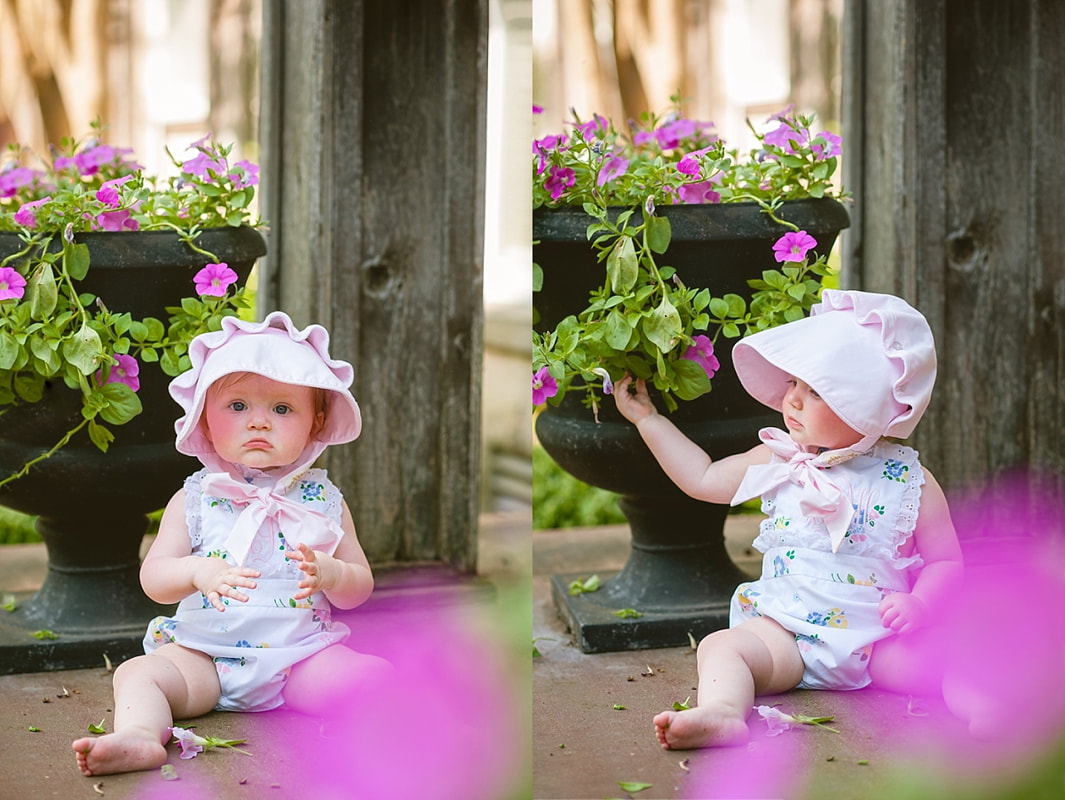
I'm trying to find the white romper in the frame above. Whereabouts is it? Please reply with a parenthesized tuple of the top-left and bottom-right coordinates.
(729, 439, 925, 690)
(143, 467, 351, 711)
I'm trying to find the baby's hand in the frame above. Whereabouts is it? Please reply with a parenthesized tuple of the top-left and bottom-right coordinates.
(614, 375, 657, 424)
(287, 543, 340, 600)
(195, 560, 260, 613)
(878, 592, 929, 635)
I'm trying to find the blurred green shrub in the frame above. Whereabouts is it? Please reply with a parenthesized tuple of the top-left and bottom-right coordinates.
(533, 446, 627, 530)
(0, 506, 40, 544)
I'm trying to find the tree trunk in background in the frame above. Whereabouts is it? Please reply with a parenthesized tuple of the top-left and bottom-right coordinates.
(0, 0, 108, 152)
(789, 0, 843, 125)
(259, 0, 487, 569)
(209, 0, 261, 149)
(842, 0, 1065, 522)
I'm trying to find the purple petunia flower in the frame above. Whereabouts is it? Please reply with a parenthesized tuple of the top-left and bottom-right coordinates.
(0, 267, 27, 301)
(680, 335, 720, 379)
(772, 230, 818, 263)
(596, 155, 629, 186)
(811, 131, 842, 160)
(532, 366, 558, 405)
(0, 166, 43, 198)
(100, 354, 140, 392)
(544, 166, 575, 201)
(764, 123, 806, 154)
(182, 151, 227, 181)
(229, 159, 259, 189)
(194, 262, 239, 297)
(590, 368, 614, 395)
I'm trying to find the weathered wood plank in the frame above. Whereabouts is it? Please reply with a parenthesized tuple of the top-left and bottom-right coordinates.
(259, 0, 487, 568)
(844, 0, 1065, 518)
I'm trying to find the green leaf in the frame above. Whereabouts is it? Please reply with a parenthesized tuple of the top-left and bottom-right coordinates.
(568, 574, 600, 595)
(644, 214, 671, 254)
(97, 381, 143, 425)
(32, 629, 59, 640)
(613, 704, 626, 710)
(63, 242, 91, 281)
(607, 236, 638, 294)
(672, 358, 712, 401)
(672, 696, 692, 711)
(28, 263, 58, 320)
(641, 296, 682, 354)
(532, 262, 543, 292)
(88, 719, 106, 734)
(61, 324, 104, 375)
(618, 781, 652, 793)
(614, 608, 642, 618)
(142, 317, 166, 341)
(0, 331, 20, 370)
(28, 726, 41, 733)
(87, 419, 114, 453)
(605, 309, 635, 350)
(2, 593, 16, 612)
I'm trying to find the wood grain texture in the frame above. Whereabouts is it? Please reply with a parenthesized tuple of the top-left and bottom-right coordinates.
(843, 0, 1064, 515)
(259, 0, 487, 567)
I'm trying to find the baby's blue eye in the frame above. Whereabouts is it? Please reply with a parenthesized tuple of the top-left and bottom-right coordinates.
(230, 401, 246, 411)
(274, 404, 291, 415)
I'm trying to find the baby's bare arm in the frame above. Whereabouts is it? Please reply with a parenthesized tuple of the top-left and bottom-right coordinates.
(139, 489, 260, 612)
(879, 470, 963, 633)
(615, 375, 770, 504)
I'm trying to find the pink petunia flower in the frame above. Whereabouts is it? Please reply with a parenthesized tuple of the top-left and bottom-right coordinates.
(676, 180, 721, 205)
(95, 175, 133, 209)
(169, 726, 208, 759)
(532, 366, 558, 405)
(680, 335, 720, 379)
(13, 197, 51, 228)
(772, 230, 818, 263)
(0, 267, 27, 301)
(95, 209, 139, 232)
(194, 262, 238, 297)
(100, 354, 140, 392)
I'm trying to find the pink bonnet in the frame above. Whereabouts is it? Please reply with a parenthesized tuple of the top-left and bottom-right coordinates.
(732, 289, 936, 448)
(170, 311, 361, 468)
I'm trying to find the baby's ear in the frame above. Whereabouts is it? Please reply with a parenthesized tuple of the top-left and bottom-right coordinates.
(312, 411, 326, 440)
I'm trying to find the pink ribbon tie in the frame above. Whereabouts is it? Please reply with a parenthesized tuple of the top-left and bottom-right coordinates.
(731, 428, 858, 553)
(200, 472, 344, 566)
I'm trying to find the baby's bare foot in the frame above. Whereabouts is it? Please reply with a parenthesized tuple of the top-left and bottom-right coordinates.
(72, 732, 167, 776)
(653, 704, 749, 750)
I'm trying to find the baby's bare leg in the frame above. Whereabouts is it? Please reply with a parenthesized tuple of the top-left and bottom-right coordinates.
(284, 644, 394, 718)
(654, 617, 803, 749)
(72, 644, 220, 776)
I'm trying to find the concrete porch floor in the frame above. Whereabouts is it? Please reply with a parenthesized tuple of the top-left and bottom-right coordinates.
(0, 510, 533, 800)
(533, 518, 1065, 800)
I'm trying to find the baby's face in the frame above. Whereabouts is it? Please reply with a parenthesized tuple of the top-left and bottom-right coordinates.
(781, 377, 861, 450)
(204, 373, 321, 469)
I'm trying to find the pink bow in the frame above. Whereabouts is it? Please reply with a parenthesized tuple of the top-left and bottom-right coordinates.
(200, 473, 344, 566)
(731, 428, 858, 553)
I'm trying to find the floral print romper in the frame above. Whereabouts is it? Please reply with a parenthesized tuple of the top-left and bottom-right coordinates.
(143, 467, 350, 711)
(730, 440, 925, 690)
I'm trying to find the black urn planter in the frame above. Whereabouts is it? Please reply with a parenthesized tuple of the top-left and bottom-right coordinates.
(535, 199, 850, 652)
(0, 227, 266, 673)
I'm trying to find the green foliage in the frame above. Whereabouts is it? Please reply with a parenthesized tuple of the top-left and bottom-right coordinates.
(532, 99, 845, 412)
(0, 505, 39, 544)
(0, 124, 262, 487)
(532, 445, 626, 530)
